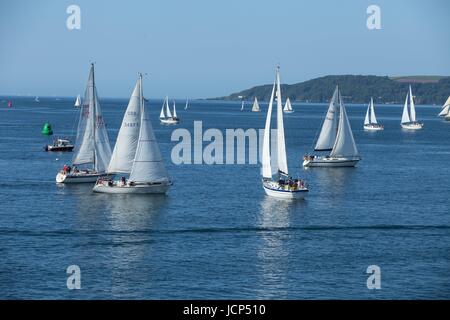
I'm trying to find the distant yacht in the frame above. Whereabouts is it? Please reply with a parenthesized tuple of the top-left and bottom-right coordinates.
(438, 96, 450, 119)
(34, 96, 40, 103)
(184, 99, 189, 110)
(94, 74, 172, 194)
(74, 94, 81, 108)
(160, 96, 180, 125)
(401, 85, 423, 130)
(240, 100, 245, 111)
(364, 97, 384, 131)
(56, 63, 112, 183)
(261, 66, 308, 200)
(251, 97, 260, 112)
(283, 97, 294, 113)
(303, 86, 360, 167)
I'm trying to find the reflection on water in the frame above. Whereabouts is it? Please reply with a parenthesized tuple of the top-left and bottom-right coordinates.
(254, 197, 301, 299)
(308, 167, 356, 198)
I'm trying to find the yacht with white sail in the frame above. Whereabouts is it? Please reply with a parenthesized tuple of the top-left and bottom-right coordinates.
(74, 94, 81, 107)
(261, 66, 308, 200)
(252, 97, 260, 112)
(184, 99, 189, 110)
(56, 64, 112, 183)
(303, 86, 360, 167)
(283, 97, 294, 113)
(364, 97, 384, 131)
(438, 96, 450, 119)
(240, 100, 245, 111)
(94, 74, 172, 194)
(401, 85, 423, 130)
(160, 96, 179, 124)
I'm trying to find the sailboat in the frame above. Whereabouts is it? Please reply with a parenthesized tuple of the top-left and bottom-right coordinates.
(93, 74, 172, 194)
(364, 97, 384, 131)
(283, 97, 294, 113)
(303, 86, 360, 167)
(401, 85, 423, 130)
(438, 96, 450, 119)
(56, 64, 112, 183)
(184, 99, 189, 110)
(252, 97, 260, 112)
(74, 94, 81, 108)
(35, 96, 40, 103)
(240, 100, 245, 111)
(261, 66, 308, 200)
(160, 96, 179, 124)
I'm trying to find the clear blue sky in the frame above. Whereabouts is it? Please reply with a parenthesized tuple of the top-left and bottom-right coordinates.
(0, 0, 449, 98)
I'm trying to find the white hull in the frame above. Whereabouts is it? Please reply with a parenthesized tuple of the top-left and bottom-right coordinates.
(160, 118, 179, 125)
(364, 124, 384, 131)
(401, 122, 423, 130)
(93, 181, 172, 194)
(283, 110, 294, 113)
(262, 180, 308, 200)
(303, 157, 360, 167)
(56, 172, 112, 184)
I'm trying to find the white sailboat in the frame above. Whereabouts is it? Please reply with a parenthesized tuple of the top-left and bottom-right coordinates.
(438, 96, 450, 119)
(303, 85, 360, 167)
(283, 97, 294, 113)
(160, 96, 180, 124)
(261, 66, 308, 200)
(74, 94, 81, 108)
(56, 64, 113, 183)
(364, 97, 384, 131)
(401, 85, 423, 130)
(240, 100, 245, 111)
(94, 74, 172, 194)
(184, 99, 189, 110)
(252, 97, 260, 112)
(34, 96, 40, 103)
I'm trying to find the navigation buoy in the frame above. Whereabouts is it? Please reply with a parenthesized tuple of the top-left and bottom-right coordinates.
(41, 122, 53, 135)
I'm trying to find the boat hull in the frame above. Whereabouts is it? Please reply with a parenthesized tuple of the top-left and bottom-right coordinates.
(303, 157, 360, 167)
(364, 124, 384, 131)
(93, 182, 172, 194)
(283, 110, 294, 114)
(56, 172, 112, 184)
(263, 185, 308, 200)
(160, 118, 179, 125)
(45, 145, 74, 152)
(401, 122, 423, 130)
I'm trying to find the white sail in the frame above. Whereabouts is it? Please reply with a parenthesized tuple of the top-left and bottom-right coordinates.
(262, 81, 276, 179)
(165, 96, 173, 118)
(315, 86, 339, 151)
(185, 99, 189, 110)
(74, 94, 81, 107)
(369, 98, 378, 124)
(92, 86, 112, 173)
(129, 76, 170, 183)
(275, 67, 288, 175)
(409, 86, 416, 122)
(159, 98, 166, 119)
(72, 65, 96, 166)
(284, 97, 293, 111)
(330, 92, 359, 158)
(107, 78, 141, 174)
(401, 90, 411, 124)
(173, 101, 177, 118)
(241, 101, 244, 111)
(439, 105, 450, 117)
(364, 101, 370, 125)
(252, 97, 260, 112)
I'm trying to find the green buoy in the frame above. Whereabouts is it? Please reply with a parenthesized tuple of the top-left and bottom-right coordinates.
(42, 122, 53, 135)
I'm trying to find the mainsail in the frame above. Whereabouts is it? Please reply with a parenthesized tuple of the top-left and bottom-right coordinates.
(252, 97, 260, 112)
(107, 78, 141, 174)
(438, 96, 450, 117)
(330, 92, 359, 158)
(262, 81, 276, 179)
(129, 75, 170, 183)
(172, 101, 177, 118)
(364, 98, 378, 125)
(72, 64, 112, 172)
(283, 97, 293, 112)
(314, 86, 340, 151)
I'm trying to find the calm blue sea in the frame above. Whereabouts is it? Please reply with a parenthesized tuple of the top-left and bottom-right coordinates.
(0, 96, 449, 299)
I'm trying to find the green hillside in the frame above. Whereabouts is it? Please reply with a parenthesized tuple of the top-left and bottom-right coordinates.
(214, 75, 450, 104)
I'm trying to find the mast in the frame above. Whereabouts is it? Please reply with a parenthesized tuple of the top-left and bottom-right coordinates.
(91, 63, 96, 171)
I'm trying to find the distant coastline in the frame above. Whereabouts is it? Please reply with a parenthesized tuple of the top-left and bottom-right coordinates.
(212, 75, 450, 105)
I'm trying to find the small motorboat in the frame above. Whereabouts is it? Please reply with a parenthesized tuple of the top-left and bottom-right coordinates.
(45, 138, 74, 152)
